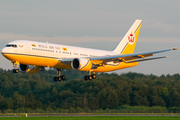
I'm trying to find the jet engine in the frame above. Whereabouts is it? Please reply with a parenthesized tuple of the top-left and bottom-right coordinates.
(71, 58, 92, 71)
(19, 64, 44, 73)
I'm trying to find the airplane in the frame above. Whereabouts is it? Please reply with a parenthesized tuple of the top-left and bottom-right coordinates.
(1, 19, 178, 81)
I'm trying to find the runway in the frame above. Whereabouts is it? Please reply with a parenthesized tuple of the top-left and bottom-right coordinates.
(0, 114, 180, 117)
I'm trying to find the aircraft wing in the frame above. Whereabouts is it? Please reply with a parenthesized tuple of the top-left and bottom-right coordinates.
(59, 48, 177, 66)
(90, 48, 178, 64)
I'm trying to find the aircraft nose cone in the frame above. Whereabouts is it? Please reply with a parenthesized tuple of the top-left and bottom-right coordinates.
(1, 48, 5, 55)
(1, 47, 8, 56)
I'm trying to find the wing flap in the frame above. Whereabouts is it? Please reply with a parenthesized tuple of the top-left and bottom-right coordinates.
(121, 54, 153, 61)
(126, 56, 168, 63)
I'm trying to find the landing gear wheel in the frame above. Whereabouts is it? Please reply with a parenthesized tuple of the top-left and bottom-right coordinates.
(92, 74, 96, 79)
(13, 69, 16, 73)
(13, 69, 19, 73)
(84, 71, 97, 81)
(16, 69, 19, 73)
(84, 75, 89, 81)
(88, 75, 92, 80)
(54, 77, 58, 82)
(58, 77, 61, 81)
(61, 75, 66, 80)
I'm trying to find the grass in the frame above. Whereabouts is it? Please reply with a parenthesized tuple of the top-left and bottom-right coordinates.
(0, 116, 180, 120)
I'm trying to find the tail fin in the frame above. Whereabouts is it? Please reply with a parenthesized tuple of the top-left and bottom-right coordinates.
(113, 19, 142, 54)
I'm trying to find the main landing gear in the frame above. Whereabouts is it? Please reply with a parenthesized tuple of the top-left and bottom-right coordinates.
(84, 71, 96, 81)
(54, 69, 66, 82)
(12, 62, 19, 73)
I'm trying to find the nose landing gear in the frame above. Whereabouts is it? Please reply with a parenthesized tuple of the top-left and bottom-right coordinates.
(13, 69, 19, 73)
(12, 61, 19, 73)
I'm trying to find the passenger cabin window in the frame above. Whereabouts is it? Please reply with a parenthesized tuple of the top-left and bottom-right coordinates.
(63, 51, 69, 54)
(73, 53, 78, 55)
(80, 53, 88, 56)
(6, 44, 17, 48)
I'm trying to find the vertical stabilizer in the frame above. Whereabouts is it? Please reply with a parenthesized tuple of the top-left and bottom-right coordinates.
(113, 19, 142, 54)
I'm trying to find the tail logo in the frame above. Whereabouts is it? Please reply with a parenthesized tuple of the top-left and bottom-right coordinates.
(128, 32, 135, 45)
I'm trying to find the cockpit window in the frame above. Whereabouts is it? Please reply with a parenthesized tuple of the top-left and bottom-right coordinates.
(6, 44, 17, 48)
(6, 45, 11, 47)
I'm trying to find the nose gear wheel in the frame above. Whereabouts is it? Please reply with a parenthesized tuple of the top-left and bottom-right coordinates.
(12, 61, 19, 73)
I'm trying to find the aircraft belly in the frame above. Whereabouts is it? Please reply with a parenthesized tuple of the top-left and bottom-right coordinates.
(93, 62, 138, 72)
(54, 62, 72, 69)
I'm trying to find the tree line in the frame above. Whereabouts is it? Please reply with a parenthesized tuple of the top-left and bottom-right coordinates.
(0, 68, 180, 111)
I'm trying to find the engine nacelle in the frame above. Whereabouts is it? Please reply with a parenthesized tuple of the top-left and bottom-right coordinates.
(19, 64, 40, 73)
(71, 58, 92, 71)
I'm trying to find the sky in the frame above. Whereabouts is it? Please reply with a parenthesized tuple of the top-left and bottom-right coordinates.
(0, 0, 180, 76)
